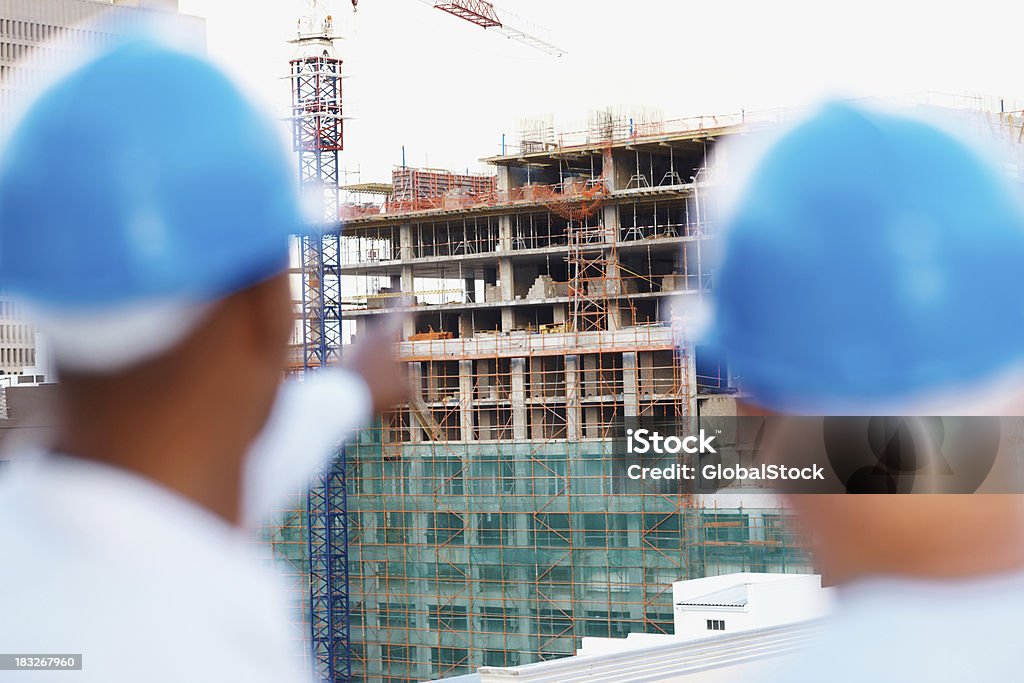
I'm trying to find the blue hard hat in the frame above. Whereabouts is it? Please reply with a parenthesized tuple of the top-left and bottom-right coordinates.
(0, 41, 302, 312)
(709, 102, 1024, 413)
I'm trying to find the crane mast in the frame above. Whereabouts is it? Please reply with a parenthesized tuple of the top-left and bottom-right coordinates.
(291, 1, 349, 680)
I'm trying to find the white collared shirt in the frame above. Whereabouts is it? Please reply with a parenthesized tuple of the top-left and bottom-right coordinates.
(760, 571, 1024, 682)
(0, 369, 371, 682)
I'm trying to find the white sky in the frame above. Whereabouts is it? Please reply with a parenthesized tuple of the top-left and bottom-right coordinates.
(177, 0, 1024, 183)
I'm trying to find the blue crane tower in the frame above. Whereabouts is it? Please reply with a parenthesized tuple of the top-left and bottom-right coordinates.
(290, 1, 348, 680)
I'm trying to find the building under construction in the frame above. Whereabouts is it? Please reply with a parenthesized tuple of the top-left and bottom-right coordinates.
(265, 83, 1024, 681)
(265, 108, 821, 683)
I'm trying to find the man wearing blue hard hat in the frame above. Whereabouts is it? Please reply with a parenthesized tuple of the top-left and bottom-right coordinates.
(711, 102, 1024, 681)
(0, 41, 406, 681)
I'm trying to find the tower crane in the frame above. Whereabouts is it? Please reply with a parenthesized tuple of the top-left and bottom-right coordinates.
(348, 0, 565, 56)
(407, 1, 564, 56)
(290, 1, 561, 680)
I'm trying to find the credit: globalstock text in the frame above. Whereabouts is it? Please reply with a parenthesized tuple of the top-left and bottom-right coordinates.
(625, 463, 826, 482)
(624, 428, 825, 482)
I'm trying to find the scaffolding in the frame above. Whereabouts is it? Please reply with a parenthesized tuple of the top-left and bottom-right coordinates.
(302, 130, 811, 681)
(339, 318, 812, 682)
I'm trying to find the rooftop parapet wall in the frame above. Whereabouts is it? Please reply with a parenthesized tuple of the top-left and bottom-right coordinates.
(488, 94, 1024, 164)
(395, 325, 678, 361)
(487, 111, 761, 163)
(341, 176, 615, 223)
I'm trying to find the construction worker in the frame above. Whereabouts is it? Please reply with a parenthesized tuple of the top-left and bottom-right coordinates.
(0, 41, 406, 681)
(709, 102, 1024, 681)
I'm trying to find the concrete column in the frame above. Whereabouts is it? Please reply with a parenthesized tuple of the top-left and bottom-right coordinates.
(476, 403, 494, 440)
(496, 165, 513, 193)
(459, 359, 475, 442)
(501, 307, 515, 332)
(498, 214, 513, 252)
(408, 456, 429, 542)
(365, 644, 383, 680)
(466, 512, 480, 547)
(477, 359, 496, 400)
(513, 504, 530, 546)
(605, 252, 624, 331)
(400, 265, 414, 293)
(585, 406, 600, 438)
(511, 357, 528, 440)
(458, 314, 474, 339)
(402, 316, 416, 340)
(638, 351, 654, 394)
(470, 267, 486, 303)
(498, 256, 515, 300)
(530, 407, 544, 440)
(399, 222, 414, 260)
(606, 304, 623, 331)
(602, 147, 617, 192)
(394, 264, 417, 342)
(623, 351, 639, 418)
(399, 261, 417, 339)
(398, 223, 417, 335)
(408, 361, 424, 443)
(425, 361, 438, 401)
(582, 354, 597, 398)
(566, 354, 581, 440)
(627, 516, 642, 550)
(603, 204, 620, 244)
(499, 256, 516, 332)
(600, 178, 623, 333)
(411, 651, 431, 683)
(685, 343, 699, 417)
(581, 354, 598, 438)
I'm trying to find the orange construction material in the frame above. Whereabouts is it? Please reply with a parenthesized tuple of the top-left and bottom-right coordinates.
(409, 327, 455, 341)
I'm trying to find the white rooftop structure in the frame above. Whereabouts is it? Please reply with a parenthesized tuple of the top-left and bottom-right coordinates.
(672, 572, 831, 641)
(475, 621, 822, 683)
(429, 573, 833, 683)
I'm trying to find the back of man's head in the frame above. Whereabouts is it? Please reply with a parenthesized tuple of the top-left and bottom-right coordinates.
(710, 102, 1024, 415)
(707, 103, 1024, 582)
(0, 40, 302, 372)
(0, 40, 305, 520)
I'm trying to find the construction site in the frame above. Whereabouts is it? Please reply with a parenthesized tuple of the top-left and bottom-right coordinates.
(270, 126, 815, 681)
(0, 3, 812, 682)
(270, 9, 817, 674)
(323, 118, 818, 683)
(268, 4, 1024, 682)
(10, 3, 1024, 683)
